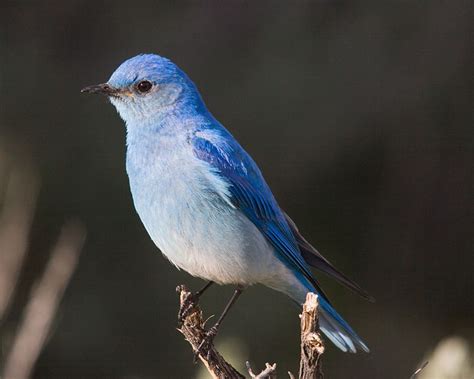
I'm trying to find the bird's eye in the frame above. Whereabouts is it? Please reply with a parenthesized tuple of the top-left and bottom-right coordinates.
(136, 80, 153, 93)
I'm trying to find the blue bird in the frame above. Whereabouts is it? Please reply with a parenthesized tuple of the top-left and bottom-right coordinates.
(82, 53, 372, 354)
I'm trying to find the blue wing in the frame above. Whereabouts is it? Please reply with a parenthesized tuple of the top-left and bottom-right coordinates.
(191, 126, 329, 302)
(192, 125, 370, 353)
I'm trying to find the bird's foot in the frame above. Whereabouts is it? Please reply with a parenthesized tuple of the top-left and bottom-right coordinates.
(177, 290, 199, 324)
(194, 325, 218, 363)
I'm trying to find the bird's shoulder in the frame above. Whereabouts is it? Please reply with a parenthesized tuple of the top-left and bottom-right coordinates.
(191, 124, 263, 185)
(190, 123, 286, 225)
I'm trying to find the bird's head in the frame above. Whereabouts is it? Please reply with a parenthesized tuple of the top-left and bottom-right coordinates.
(82, 54, 200, 124)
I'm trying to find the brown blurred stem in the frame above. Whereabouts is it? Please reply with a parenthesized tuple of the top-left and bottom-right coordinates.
(176, 285, 324, 378)
(2, 222, 85, 379)
(0, 164, 39, 320)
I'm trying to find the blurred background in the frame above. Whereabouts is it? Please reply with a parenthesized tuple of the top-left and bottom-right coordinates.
(1, 1, 472, 378)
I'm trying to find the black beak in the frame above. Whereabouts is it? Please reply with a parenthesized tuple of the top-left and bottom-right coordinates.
(81, 83, 118, 96)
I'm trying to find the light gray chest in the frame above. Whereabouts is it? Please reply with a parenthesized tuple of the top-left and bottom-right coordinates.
(124, 131, 278, 284)
(126, 136, 233, 263)
(126, 137, 220, 240)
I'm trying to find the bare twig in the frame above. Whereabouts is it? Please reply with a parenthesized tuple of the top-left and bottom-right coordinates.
(2, 222, 85, 379)
(246, 361, 277, 379)
(410, 361, 429, 379)
(298, 292, 324, 379)
(176, 285, 245, 379)
(177, 286, 324, 379)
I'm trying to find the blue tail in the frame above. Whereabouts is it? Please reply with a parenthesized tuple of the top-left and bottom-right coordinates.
(317, 295, 369, 353)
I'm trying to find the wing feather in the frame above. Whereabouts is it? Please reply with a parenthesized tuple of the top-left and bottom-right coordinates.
(192, 128, 330, 302)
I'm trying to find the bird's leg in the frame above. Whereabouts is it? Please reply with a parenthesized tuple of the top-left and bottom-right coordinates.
(194, 286, 243, 361)
(195, 280, 214, 298)
(178, 281, 214, 322)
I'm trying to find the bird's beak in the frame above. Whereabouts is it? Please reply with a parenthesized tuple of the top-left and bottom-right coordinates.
(81, 83, 119, 97)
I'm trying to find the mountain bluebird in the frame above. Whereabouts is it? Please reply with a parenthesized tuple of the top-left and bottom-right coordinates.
(82, 53, 372, 354)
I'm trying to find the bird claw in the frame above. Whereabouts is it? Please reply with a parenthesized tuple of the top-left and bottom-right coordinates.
(178, 291, 199, 323)
(193, 325, 218, 363)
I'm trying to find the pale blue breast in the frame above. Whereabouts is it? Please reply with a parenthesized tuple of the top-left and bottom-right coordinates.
(125, 127, 287, 285)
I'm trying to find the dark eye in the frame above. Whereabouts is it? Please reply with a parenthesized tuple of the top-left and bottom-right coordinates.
(136, 80, 153, 93)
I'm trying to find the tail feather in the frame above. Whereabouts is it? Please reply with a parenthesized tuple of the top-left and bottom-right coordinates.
(281, 213, 371, 352)
(284, 212, 375, 303)
(318, 295, 369, 353)
(320, 312, 355, 352)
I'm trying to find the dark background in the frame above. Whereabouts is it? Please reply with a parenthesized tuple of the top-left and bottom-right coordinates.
(1, 1, 472, 378)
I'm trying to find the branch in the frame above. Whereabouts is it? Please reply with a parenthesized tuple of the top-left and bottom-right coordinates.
(176, 285, 245, 379)
(176, 285, 324, 378)
(299, 292, 324, 379)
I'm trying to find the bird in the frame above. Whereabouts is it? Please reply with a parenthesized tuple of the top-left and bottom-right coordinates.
(82, 53, 372, 354)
